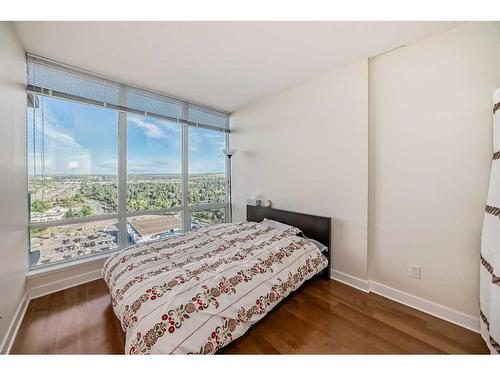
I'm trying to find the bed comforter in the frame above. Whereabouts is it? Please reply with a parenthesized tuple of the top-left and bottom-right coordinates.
(102, 220, 328, 354)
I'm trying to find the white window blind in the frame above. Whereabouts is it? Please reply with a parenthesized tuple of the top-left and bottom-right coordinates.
(26, 54, 230, 132)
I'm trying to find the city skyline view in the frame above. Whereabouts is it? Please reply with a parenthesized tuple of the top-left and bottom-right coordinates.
(27, 94, 227, 266)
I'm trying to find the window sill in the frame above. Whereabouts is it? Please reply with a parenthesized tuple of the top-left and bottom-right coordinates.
(27, 251, 114, 279)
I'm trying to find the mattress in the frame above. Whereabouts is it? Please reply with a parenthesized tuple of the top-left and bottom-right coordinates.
(102, 220, 328, 354)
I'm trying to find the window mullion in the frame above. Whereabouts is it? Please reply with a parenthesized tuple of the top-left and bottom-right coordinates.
(181, 103, 190, 232)
(117, 86, 128, 248)
(225, 131, 230, 222)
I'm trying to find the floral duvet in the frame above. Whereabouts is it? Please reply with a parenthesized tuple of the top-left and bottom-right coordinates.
(102, 220, 328, 354)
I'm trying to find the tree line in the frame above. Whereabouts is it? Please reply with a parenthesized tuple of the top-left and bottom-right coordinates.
(31, 174, 226, 217)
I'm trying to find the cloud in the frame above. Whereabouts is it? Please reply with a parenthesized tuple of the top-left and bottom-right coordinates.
(128, 116, 166, 139)
(28, 102, 93, 174)
(188, 127, 225, 153)
(44, 125, 83, 149)
(190, 127, 225, 143)
(28, 104, 83, 150)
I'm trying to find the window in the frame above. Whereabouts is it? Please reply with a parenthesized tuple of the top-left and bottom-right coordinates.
(27, 56, 230, 269)
(188, 127, 226, 205)
(28, 96, 118, 223)
(127, 115, 182, 212)
(28, 95, 120, 266)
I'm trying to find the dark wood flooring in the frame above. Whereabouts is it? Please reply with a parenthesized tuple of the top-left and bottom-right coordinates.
(11, 278, 488, 354)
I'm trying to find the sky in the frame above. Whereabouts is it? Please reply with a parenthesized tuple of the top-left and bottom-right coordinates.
(27, 96, 226, 175)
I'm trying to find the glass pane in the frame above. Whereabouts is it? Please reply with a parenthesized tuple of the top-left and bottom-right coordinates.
(128, 212, 183, 244)
(27, 95, 118, 222)
(30, 220, 118, 266)
(188, 127, 226, 204)
(191, 208, 225, 230)
(127, 114, 182, 212)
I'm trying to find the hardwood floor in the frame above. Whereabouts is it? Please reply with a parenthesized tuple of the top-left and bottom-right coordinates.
(11, 278, 488, 354)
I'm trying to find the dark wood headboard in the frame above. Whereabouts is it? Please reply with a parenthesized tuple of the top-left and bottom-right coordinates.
(246, 205, 331, 279)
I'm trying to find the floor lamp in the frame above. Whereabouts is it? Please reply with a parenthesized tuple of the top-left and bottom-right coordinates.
(223, 148, 236, 222)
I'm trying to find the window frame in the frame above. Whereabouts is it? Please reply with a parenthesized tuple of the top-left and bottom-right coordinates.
(27, 92, 229, 270)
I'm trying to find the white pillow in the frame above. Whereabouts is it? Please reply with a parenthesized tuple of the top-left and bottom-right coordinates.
(306, 238, 328, 253)
(262, 218, 301, 235)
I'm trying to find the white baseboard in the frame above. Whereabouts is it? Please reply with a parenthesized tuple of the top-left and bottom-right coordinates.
(330, 271, 480, 333)
(369, 280, 480, 333)
(28, 268, 102, 300)
(331, 269, 370, 292)
(0, 292, 29, 354)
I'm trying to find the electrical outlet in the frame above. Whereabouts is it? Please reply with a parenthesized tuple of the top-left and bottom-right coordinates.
(410, 265, 421, 279)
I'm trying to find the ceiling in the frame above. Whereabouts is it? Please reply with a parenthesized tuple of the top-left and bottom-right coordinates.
(15, 22, 457, 112)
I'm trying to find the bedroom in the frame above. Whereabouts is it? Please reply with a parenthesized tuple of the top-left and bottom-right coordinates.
(1, 1, 500, 373)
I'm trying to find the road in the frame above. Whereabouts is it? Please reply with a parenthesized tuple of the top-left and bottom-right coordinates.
(31, 182, 81, 201)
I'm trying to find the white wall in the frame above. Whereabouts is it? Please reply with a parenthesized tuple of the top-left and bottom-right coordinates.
(231, 22, 500, 320)
(369, 22, 500, 317)
(231, 59, 369, 279)
(0, 22, 28, 349)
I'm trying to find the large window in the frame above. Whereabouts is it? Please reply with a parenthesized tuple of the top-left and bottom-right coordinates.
(127, 115, 182, 212)
(28, 96, 120, 266)
(188, 127, 226, 205)
(28, 96, 118, 223)
(125, 114, 183, 245)
(27, 64, 229, 268)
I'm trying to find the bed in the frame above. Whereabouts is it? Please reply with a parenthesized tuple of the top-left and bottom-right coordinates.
(102, 205, 331, 354)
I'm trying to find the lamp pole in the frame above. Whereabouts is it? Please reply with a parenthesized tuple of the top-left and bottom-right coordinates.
(223, 149, 236, 222)
(227, 154, 233, 222)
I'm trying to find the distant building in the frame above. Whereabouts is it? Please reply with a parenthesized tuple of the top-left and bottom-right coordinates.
(31, 206, 69, 223)
(128, 215, 183, 244)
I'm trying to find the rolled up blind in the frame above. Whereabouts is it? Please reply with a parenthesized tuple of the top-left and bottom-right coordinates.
(26, 54, 230, 132)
